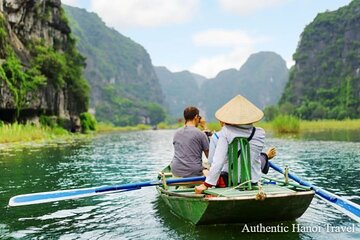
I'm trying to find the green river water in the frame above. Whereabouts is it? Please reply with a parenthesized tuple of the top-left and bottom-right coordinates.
(0, 130, 359, 239)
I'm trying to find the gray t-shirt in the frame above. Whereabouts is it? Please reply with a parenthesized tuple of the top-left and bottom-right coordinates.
(171, 126, 209, 177)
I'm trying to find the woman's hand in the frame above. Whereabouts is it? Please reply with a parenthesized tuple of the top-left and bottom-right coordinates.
(266, 147, 276, 159)
(195, 183, 208, 194)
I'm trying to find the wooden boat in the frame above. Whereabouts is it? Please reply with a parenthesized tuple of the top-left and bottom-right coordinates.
(156, 165, 314, 225)
(158, 137, 314, 225)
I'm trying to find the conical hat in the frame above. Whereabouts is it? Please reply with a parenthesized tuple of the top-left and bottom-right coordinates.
(215, 95, 264, 125)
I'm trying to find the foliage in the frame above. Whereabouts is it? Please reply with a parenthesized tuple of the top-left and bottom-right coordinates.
(39, 115, 57, 128)
(272, 115, 300, 134)
(156, 122, 168, 129)
(300, 119, 360, 131)
(79, 112, 97, 133)
(96, 122, 118, 132)
(38, 115, 72, 130)
(31, 44, 67, 87)
(146, 103, 167, 125)
(0, 14, 7, 57)
(136, 124, 151, 130)
(156, 121, 183, 129)
(96, 122, 153, 132)
(207, 122, 221, 132)
(263, 105, 280, 121)
(263, 102, 298, 121)
(0, 122, 69, 144)
(62, 39, 90, 112)
(0, 50, 46, 117)
(29, 42, 90, 112)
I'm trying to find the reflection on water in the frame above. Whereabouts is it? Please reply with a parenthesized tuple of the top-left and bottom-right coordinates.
(0, 130, 359, 239)
(153, 195, 302, 240)
(301, 129, 360, 142)
(272, 129, 360, 142)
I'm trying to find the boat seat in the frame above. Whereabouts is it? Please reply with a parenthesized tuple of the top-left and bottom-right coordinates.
(228, 136, 252, 190)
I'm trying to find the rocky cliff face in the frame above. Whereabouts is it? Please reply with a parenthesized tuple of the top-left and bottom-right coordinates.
(280, 0, 360, 119)
(154, 66, 201, 117)
(155, 52, 288, 121)
(0, 0, 88, 128)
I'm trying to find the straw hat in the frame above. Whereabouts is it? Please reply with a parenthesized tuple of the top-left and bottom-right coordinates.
(215, 95, 264, 125)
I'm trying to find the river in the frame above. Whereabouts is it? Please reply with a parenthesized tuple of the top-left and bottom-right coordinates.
(0, 130, 359, 239)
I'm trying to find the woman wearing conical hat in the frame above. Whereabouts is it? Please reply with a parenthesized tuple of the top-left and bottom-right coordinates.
(195, 95, 267, 193)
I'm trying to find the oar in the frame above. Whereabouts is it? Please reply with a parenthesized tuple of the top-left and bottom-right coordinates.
(269, 162, 360, 223)
(8, 176, 205, 207)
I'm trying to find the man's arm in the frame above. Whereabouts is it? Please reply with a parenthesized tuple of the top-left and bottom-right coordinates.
(203, 149, 209, 158)
(200, 131, 210, 159)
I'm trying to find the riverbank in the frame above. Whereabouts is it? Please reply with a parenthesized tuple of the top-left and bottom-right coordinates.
(0, 121, 181, 145)
(0, 123, 73, 144)
(2, 119, 359, 145)
(96, 122, 182, 132)
(0, 122, 146, 145)
(257, 119, 360, 132)
(206, 119, 360, 132)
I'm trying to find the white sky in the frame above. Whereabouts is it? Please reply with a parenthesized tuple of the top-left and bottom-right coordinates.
(62, 0, 352, 78)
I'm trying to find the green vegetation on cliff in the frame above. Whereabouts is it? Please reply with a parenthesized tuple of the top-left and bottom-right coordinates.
(0, 15, 46, 118)
(30, 42, 90, 113)
(0, 1, 90, 125)
(64, 5, 166, 126)
(279, 1, 360, 120)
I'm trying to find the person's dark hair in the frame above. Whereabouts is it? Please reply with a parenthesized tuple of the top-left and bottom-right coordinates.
(183, 106, 199, 122)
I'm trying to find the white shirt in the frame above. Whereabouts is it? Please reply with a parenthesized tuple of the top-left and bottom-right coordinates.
(208, 132, 227, 172)
(208, 133, 219, 165)
(205, 124, 265, 185)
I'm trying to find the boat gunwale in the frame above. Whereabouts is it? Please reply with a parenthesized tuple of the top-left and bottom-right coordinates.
(205, 190, 315, 201)
(157, 186, 205, 198)
(157, 186, 315, 201)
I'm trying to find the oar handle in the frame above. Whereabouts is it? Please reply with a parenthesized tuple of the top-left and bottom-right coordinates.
(95, 176, 206, 193)
(96, 186, 141, 193)
(95, 181, 159, 193)
(166, 176, 205, 184)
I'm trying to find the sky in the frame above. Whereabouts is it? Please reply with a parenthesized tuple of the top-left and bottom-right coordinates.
(62, 0, 352, 78)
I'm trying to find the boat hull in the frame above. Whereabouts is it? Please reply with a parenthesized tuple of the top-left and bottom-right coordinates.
(157, 187, 314, 225)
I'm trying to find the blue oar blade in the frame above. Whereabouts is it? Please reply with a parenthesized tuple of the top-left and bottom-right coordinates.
(8, 176, 205, 207)
(269, 162, 360, 223)
(8, 186, 144, 207)
(315, 188, 360, 223)
(9, 187, 99, 206)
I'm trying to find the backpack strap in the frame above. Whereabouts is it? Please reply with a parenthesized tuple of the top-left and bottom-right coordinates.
(237, 127, 256, 158)
(247, 127, 256, 141)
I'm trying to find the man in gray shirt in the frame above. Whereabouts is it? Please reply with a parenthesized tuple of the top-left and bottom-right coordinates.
(171, 107, 209, 177)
